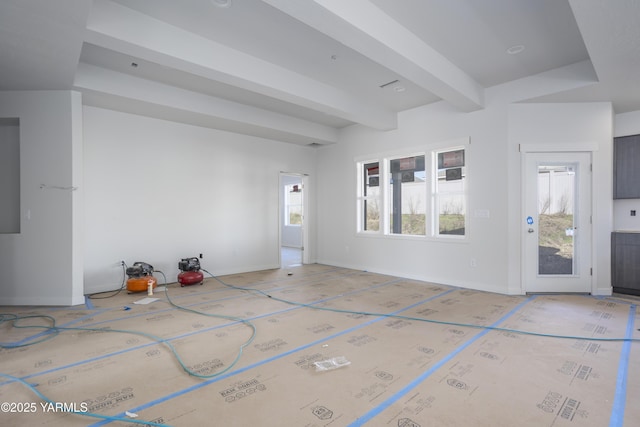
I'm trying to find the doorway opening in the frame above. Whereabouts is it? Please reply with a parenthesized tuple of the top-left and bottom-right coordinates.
(279, 173, 309, 268)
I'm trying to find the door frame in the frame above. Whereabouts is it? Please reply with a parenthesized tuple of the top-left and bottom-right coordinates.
(278, 172, 310, 266)
(520, 144, 597, 294)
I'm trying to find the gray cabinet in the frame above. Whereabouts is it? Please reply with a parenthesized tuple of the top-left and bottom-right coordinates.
(612, 232, 640, 295)
(613, 134, 640, 199)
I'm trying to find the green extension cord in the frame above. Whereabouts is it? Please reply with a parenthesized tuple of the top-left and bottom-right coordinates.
(0, 372, 169, 426)
(1, 267, 636, 427)
(0, 271, 257, 426)
(201, 269, 639, 343)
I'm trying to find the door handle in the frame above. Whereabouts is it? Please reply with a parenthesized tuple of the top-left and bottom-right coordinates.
(528, 228, 534, 233)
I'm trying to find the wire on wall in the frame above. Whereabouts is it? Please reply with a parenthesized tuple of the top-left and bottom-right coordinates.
(87, 262, 127, 299)
(39, 184, 78, 191)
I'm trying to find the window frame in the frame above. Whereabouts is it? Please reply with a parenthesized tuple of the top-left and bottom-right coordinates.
(357, 160, 383, 234)
(387, 153, 427, 236)
(355, 138, 469, 241)
(432, 146, 467, 239)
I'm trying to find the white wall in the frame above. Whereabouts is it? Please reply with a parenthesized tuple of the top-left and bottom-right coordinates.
(0, 91, 84, 306)
(83, 107, 317, 293)
(613, 110, 640, 231)
(316, 99, 511, 294)
(1, 81, 624, 302)
(316, 70, 614, 295)
(507, 102, 614, 296)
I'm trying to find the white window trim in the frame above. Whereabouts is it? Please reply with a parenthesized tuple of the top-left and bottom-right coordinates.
(432, 144, 468, 239)
(386, 153, 427, 236)
(355, 137, 470, 240)
(356, 159, 383, 234)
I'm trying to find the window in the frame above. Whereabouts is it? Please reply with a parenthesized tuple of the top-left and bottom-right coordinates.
(285, 184, 302, 226)
(357, 142, 467, 238)
(434, 148, 466, 236)
(388, 155, 426, 235)
(359, 162, 381, 231)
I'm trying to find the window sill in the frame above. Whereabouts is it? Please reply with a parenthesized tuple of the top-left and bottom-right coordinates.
(355, 231, 468, 243)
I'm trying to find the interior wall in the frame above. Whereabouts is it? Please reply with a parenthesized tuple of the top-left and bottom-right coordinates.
(83, 107, 317, 294)
(316, 73, 614, 295)
(0, 91, 84, 306)
(613, 110, 640, 232)
(316, 99, 510, 294)
(507, 102, 614, 295)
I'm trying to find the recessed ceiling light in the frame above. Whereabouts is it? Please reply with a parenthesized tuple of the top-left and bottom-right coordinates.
(393, 86, 406, 93)
(211, 0, 231, 8)
(506, 44, 525, 55)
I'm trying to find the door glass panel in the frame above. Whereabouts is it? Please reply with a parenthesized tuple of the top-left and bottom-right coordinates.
(537, 164, 575, 275)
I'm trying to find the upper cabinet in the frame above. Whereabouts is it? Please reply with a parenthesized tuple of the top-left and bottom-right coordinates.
(614, 134, 640, 199)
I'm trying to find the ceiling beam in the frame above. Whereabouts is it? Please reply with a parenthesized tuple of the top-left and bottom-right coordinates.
(84, 0, 397, 130)
(74, 63, 339, 145)
(263, 0, 484, 112)
(0, 0, 92, 90)
(568, 0, 640, 113)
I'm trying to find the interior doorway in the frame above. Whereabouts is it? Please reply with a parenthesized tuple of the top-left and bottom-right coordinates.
(279, 172, 309, 268)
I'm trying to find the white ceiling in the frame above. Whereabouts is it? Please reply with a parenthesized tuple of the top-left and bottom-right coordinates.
(1, 0, 639, 145)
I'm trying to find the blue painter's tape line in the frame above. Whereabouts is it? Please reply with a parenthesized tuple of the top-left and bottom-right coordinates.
(2, 277, 407, 386)
(609, 304, 635, 427)
(88, 288, 458, 427)
(348, 295, 535, 427)
(85, 295, 94, 310)
(78, 273, 400, 331)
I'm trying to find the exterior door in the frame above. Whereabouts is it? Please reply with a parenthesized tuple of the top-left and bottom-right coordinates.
(523, 152, 592, 293)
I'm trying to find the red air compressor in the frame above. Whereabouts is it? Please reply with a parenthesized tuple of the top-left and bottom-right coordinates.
(178, 257, 204, 287)
(126, 262, 157, 293)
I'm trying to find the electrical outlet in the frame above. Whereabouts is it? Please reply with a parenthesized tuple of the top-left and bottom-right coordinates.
(470, 258, 477, 268)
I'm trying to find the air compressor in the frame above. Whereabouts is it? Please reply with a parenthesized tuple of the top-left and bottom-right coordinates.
(126, 262, 157, 293)
(177, 257, 204, 287)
